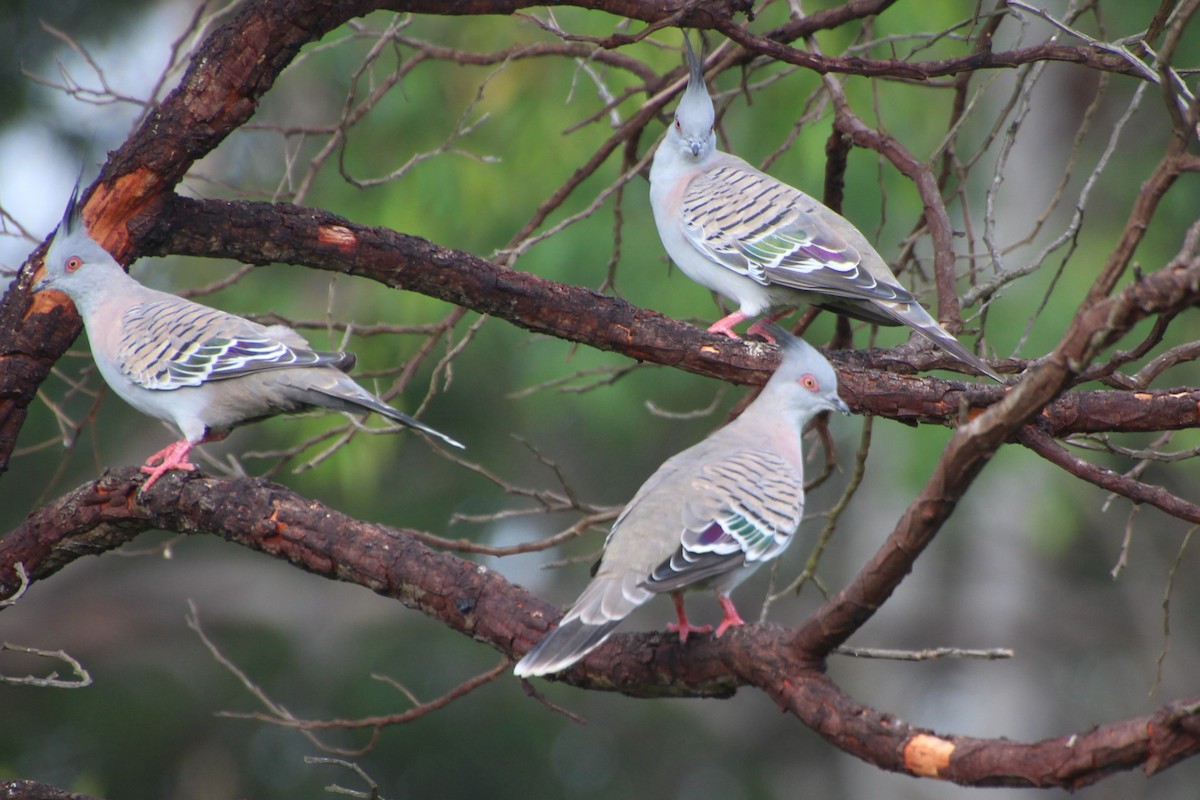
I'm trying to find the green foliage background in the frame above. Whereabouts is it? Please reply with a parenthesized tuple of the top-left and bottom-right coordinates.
(1, 2, 1198, 798)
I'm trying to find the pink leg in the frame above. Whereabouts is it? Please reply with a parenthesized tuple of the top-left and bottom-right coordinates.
(139, 440, 198, 492)
(714, 594, 747, 638)
(139, 431, 229, 492)
(666, 592, 713, 643)
(706, 311, 749, 340)
(744, 308, 794, 343)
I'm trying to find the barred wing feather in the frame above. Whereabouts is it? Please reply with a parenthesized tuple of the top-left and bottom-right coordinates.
(644, 450, 803, 593)
(118, 299, 342, 391)
(680, 163, 915, 307)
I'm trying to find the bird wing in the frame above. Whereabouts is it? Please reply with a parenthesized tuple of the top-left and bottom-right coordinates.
(642, 449, 804, 594)
(680, 161, 915, 306)
(514, 449, 804, 677)
(117, 298, 344, 391)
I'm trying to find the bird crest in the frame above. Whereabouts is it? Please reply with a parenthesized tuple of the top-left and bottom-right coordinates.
(59, 179, 85, 240)
(676, 33, 715, 146)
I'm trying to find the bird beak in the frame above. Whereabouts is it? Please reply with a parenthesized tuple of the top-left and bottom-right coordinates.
(32, 269, 50, 293)
(689, 140, 703, 157)
(829, 395, 850, 415)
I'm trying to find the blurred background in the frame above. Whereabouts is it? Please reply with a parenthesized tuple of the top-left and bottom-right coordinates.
(1, 1, 1199, 797)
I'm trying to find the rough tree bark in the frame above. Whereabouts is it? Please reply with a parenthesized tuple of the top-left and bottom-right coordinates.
(4, 467, 1200, 789)
(2, 0, 1199, 794)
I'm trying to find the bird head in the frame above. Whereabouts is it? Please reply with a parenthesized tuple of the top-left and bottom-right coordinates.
(670, 33, 716, 160)
(34, 183, 125, 305)
(763, 326, 851, 419)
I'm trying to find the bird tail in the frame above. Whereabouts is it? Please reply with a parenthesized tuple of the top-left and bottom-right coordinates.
(864, 300, 1003, 383)
(308, 380, 465, 449)
(913, 323, 1004, 383)
(514, 571, 650, 677)
(513, 616, 621, 678)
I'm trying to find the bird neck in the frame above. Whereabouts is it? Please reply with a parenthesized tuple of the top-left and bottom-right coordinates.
(68, 265, 144, 322)
(729, 400, 806, 470)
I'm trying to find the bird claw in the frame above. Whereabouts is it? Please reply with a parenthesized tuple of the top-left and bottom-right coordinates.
(714, 594, 746, 638)
(138, 441, 198, 493)
(709, 310, 792, 343)
(745, 307, 796, 343)
(668, 592, 713, 643)
(666, 619, 714, 643)
(744, 321, 778, 344)
(706, 311, 748, 340)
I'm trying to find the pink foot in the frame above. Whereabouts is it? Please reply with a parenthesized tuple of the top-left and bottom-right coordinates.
(744, 308, 794, 343)
(706, 311, 749, 340)
(666, 592, 713, 643)
(139, 440, 198, 493)
(713, 594, 746, 638)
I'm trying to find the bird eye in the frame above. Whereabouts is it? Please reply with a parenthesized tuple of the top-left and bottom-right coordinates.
(674, 118, 682, 132)
(65, 256, 83, 273)
(800, 374, 819, 392)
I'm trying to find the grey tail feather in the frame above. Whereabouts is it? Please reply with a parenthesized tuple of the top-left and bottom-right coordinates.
(513, 617, 621, 678)
(812, 297, 902, 328)
(909, 324, 1004, 383)
(311, 386, 465, 449)
(866, 302, 1004, 383)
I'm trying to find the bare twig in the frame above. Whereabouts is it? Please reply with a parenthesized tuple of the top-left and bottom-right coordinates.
(1152, 525, 1197, 695)
(0, 641, 92, 688)
(304, 756, 387, 800)
(834, 645, 1014, 661)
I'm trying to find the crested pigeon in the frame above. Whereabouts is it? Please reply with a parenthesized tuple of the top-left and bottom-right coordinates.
(514, 329, 848, 677)
(648, 34, 1002, 382)
(34, 186, 463, 492)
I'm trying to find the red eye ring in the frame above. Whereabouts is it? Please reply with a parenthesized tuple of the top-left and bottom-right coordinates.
(65, 256, 83, 273)
(800, 374, 819, 391)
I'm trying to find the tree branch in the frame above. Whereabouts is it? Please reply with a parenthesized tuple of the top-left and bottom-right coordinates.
(825, 76, 964, 330)
(714, 17, 1144, 81)
(4, 468, 1199, 788)
(144, 195, 1200, 436)
(0, 0, 394, 476)
(3, 0, 1200, 789)
(0, 0, 1184, 478)
(1017, 425, 1200, 523)
(791, 219, 1200, 658)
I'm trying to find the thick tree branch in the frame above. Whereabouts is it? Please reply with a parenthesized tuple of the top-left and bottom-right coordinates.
(769, 672, 1200, 790)
(791, 225, 1200, 658)
(144, 196, 1200, 436)
(0, 468, 740, 698)
(3, 469, 1199, 788)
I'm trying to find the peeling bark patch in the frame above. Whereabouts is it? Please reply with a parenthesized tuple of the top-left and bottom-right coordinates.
(24, 289, 70, 320)
(90, 169, 162, 260)
(904, 734, 954, 777)
(318, 225, 357, 251)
